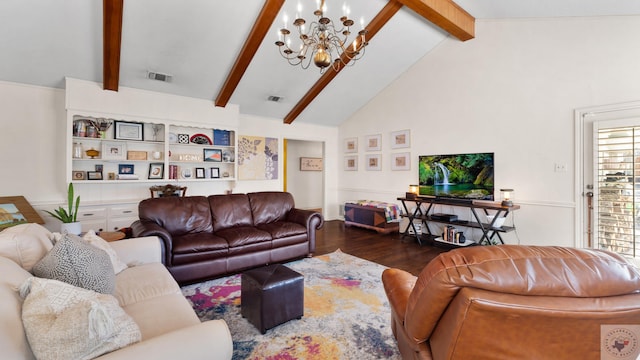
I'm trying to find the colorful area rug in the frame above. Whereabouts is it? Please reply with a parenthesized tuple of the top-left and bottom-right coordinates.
(181, 249, 401, 359)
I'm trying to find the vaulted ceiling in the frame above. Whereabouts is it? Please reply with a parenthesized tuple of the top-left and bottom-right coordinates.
(2, 0, 640, 126)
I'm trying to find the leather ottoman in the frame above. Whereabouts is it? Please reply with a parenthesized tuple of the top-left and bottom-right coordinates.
(241, 264, 304, 334)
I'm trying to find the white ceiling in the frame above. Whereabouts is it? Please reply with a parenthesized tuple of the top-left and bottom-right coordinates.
(2, 0, 640, 126)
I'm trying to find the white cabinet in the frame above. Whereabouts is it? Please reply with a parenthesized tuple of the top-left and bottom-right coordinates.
(37, 202, 139, 233)
(67, 113, 237, 184)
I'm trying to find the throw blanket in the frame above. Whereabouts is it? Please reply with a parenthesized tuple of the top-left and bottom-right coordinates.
(345, 200, 402, 223)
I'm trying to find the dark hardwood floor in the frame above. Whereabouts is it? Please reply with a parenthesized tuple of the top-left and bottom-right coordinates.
(313, 220, 447, 276)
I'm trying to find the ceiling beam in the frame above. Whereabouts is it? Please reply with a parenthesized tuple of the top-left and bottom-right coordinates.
(283, 0, 403, 124)
(395, 0, 475, 41)
(215, 0, 285, 107)
(103, 0, 124, 91)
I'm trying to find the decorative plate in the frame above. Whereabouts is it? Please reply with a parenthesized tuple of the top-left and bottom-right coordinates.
(178, 134, 190, 144)
(168, 133, 178, 143)
(190, 133, 212, 145)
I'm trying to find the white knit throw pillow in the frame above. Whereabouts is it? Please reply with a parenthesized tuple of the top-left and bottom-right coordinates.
(20, 277, 141, 360)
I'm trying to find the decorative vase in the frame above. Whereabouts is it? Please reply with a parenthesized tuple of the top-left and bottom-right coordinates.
(61, 222, 82, 235)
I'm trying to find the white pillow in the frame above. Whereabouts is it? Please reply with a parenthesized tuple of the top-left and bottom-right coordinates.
(83, 230, 128, 274)
(20, 277, 141, 360)
(0, 223, 54, 271)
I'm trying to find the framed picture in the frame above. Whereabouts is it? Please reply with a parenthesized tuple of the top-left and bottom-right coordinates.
(148, 163, 164, 179)
(344, 137, 358, 153)
(0, 196, 44, 229)
(114, 121, 144, 141)
(365, 134, 382, 152)
(203, 148, 223, 162)
(391, 152, 411, 171)
(344, 155, 358, 171)
(118, 164, 134, 174)
(366, 154, 382, 171)
(300, 157, 323, 171)
(94, 164, 103, 172)
(195, 167, 205, 179)
(72, 171, 85, 180)
(210, 167, 220, 178)
(102, 142, 127, 160)
(87, 171, 103, 180)
(390, 130, 411, 149)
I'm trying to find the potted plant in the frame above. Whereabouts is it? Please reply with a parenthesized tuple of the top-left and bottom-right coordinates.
(45, 183, 81, 235)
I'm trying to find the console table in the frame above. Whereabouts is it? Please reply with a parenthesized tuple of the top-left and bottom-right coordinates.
(397, 196, 520, 246)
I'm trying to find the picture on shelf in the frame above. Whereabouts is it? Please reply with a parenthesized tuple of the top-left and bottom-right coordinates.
(210, 167, 220, 178)
(195, 167, 205, 179)
(148, 163, 164, 179)
(72, 171, 85, 180)
(114, 121, 144, 141)
(203, 148, 222, 162)
(102, 142, 127, 160)
(87, 171, 103, 180)
(118, 164, 134, 174)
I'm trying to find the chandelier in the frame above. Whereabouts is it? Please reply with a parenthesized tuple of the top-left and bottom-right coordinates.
(275, 0, 368, 73)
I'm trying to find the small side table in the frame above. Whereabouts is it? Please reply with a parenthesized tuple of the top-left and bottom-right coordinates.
(98, 231, 126, 242)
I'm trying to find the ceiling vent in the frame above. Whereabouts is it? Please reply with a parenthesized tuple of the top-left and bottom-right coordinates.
(267, 95, 283, 102)
(147, 71, 172, 82)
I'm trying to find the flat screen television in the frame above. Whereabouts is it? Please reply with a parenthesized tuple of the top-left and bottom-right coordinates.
(418, 152, 494, 201)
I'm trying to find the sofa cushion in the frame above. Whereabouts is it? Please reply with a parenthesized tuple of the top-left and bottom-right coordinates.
(20, 277, 141, 360)
(172, 232, 229, 254)
(257, 221, 307, 239)
(215, 226, 272, 247)
(138, 196, 213, 236)
(209, 194, 254, 231)
(114, 263, 182, 307)
(32, 234, 116, 294)
(248, 192, 295, 225)
(0, 223, 54, 271)
(0, 256, 35, 360)
(83, 230, 128, 274)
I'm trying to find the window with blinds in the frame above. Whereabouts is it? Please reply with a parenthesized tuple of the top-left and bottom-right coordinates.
(597, 127, 639, 258)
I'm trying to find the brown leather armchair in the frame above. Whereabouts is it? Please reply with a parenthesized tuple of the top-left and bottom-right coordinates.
(382, 245, 640, 360)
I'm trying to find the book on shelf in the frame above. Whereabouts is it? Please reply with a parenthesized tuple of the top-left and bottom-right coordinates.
(213, 129, 230, 146)
(117, 174, 139, 180)
(169, 165, 178, 180)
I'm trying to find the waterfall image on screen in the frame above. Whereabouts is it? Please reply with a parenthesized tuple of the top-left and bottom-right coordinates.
(418, 153, 494, 200)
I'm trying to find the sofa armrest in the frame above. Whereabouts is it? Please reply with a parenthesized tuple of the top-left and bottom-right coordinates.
(131, 219, 173, 265)
(287, 208, 323, 254)
(96, 320, 232, 360)
(382, 268, 417, 327)
(109, 236, 163, 266)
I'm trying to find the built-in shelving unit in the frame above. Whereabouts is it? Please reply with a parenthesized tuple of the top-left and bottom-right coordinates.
(67, 113, 237, 184)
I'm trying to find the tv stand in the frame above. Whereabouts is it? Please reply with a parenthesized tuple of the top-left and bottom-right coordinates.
(398, 196, 519, 247)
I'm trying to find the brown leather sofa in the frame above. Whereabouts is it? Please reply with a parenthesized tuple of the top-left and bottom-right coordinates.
(382, 245, 640, 360)
(131, 191, 323, 284)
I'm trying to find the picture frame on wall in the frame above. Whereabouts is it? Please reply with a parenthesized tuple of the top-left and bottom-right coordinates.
(114, 121, 144, 141)
(365, 154, 382, 171)
(365, 134, 382, 152)
(344, 137, 358, 153)
(148, 163, 164, 179)
(102, 142, 127, 160)
(344, 155, 358, 171)
(391, 152, 411, 171)
(300, 157, 323, 171)
(390, 130, 411, 149)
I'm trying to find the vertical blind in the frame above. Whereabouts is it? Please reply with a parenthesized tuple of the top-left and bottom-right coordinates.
(597, 127, 639, 258)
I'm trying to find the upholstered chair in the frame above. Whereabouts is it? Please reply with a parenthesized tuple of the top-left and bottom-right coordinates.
(382, 245, 640, 360)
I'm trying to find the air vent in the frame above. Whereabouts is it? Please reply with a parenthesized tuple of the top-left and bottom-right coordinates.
(267, 95, 283, 102)
(147, 71, 172, 82)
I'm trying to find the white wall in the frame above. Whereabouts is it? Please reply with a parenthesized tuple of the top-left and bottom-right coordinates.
(286, 139, 324, 210)
(339, 16, 640, 247)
